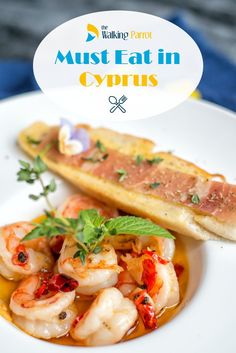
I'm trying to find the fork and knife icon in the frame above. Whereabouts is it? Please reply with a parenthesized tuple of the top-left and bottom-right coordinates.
(109, 95, 128, 113)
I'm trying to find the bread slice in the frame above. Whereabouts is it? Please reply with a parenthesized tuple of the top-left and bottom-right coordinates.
(18, 122, 236, 242)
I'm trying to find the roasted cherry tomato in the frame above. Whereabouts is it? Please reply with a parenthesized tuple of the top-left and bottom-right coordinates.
(133, 290, 158, 330)
(142, 258, 157, 293)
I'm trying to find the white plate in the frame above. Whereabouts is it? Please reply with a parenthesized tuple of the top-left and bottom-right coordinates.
(0, 92, 236, 353)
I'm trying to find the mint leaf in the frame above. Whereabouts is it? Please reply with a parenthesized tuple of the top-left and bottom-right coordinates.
(78, 209, 105, 244)
(68, 218, 82, 230)
(105, 216, 174, 239)
(83, 225, 98, 243)
(79, 209, 105, 228)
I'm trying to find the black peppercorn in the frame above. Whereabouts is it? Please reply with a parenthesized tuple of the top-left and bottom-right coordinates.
(59, 311, 67, 320)
(18, 252, 27, 263)
(142, 296, 149, 305)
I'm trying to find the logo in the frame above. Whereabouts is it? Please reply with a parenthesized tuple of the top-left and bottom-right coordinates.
(86, 24, 99, 42)
(85, 24, 152, 42)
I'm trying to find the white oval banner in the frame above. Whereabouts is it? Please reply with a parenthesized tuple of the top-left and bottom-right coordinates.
(33, 11, 203, 121)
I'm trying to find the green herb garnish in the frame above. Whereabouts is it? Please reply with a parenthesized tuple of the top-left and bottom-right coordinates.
(105, 216, 172, 238)
(26, 136, 41, 145)
(17, 156, 56, 210)
(95, 140, 106, 153)
(135, 155, 144, 165)
(116, 168, 128, 182)
(150, 182, 161, 189)
(82, 153, 109, 163)
(147, 157, 164, 165)
(17, 156, 174, 265)
(73, 247, 87, 265)
(135, 155, 163, 166)
(191, 194, 200, 204)
(22, 208, 173, 263)
(93, 245, 102, 254)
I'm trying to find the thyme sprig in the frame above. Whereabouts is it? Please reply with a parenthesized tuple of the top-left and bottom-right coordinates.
(17, 156, 56, 211)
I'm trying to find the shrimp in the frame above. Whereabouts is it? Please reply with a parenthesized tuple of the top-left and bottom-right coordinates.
(59, 193, 118, 219)
(116, 258, 136, 297)
(152, 260, 179, 313)
(0, 222, 53, 280)
(70, 287, 138, 346)
(147, 237, 175, 261)
(105, 234, 175, 260)
(58, 238, 121, 295)
(122, 249, 179, 314)
(10, 273, 77, 339)
(117, 268, 137, 297)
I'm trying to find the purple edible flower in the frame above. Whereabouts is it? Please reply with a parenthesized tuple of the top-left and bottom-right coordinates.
(60, 118, 90, 152)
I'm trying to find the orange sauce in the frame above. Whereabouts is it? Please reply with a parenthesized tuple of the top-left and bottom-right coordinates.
(0, 234, 188, 346)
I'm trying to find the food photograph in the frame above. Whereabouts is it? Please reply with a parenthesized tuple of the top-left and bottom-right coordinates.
(0, 1, 236, 353)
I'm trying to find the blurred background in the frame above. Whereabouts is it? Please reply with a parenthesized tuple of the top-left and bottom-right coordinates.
(0, 0, 235, 110)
